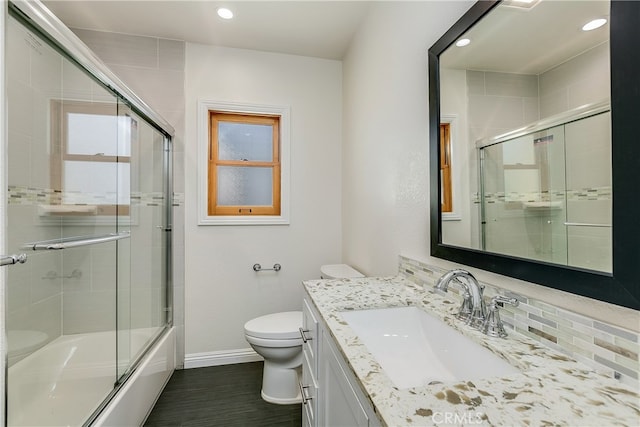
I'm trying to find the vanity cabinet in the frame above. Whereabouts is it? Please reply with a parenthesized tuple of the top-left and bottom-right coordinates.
(301, 293, 381, 427)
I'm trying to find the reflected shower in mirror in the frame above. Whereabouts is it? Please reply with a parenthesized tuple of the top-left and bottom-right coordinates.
(438, 0, 611, 272)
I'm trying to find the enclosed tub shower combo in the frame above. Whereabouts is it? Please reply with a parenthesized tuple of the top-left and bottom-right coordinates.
(477, 103, 611, 272)
(2, 1, 175, 425)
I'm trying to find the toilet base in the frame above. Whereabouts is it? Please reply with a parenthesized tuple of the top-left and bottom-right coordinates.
(260, 362, 302, 405)
(261, 389, 302, 405)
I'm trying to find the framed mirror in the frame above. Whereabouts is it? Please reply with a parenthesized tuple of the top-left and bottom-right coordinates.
(429, 0, 639, 310)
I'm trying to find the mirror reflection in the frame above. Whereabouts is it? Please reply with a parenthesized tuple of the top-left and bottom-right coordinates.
(439, 0, 611, 272)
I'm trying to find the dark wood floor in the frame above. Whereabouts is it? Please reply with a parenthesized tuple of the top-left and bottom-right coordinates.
(144, 362, 302, 427)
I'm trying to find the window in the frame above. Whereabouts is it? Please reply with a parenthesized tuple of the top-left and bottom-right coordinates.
(198, 101, 290, 225)
(50, 100, 133, 216)
(208, 112, 280, 216)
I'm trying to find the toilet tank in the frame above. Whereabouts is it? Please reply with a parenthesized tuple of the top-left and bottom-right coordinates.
(320, 264, 364, 279)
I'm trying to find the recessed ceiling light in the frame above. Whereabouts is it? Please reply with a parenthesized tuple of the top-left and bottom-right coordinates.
(456, 38, 471, 47)
(582, 18, 607, 31)
(217, 7, 234, 20)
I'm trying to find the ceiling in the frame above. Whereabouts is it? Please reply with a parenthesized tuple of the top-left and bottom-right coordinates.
(42, 0, 372, 60)
(440, 0, 610, 75)
(42, 1, 610, 71)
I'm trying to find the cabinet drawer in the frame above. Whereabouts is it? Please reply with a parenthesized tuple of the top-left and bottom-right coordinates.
(301, 297, 319, 370)
(300, 350, 318, 427)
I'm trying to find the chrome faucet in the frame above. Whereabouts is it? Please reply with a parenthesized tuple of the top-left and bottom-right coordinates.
(434, 269, 486, 329)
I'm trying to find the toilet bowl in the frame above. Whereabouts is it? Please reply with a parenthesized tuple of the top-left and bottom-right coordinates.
(244, 311, 303, 404)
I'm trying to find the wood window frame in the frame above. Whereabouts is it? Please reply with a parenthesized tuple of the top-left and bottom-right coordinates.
(208, 111, 281, 216)
(440, 122, 453, 213)
(50, 100, 130, 216)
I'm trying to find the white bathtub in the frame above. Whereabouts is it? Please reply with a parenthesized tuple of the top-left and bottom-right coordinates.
(8, 327, 175, 426)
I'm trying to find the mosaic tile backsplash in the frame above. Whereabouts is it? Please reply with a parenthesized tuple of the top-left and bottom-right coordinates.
(399, 256, 639, 387)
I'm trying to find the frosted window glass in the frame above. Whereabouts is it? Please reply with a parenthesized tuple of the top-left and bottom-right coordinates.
(68, 113, 131, 156)
(63, 161, 130, 204)
(217, 166, 272, 206)
(218, 122, 273, 161)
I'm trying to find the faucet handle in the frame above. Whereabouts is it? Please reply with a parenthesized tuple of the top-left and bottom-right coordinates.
(492, 295, 518, 307)
(455, 291, 473, 322)
(482, 295, 519, 338)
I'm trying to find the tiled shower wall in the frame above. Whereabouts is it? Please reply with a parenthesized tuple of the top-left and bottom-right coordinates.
(399, 256, 639, 387)
(72, 28, 186, 367)
(468, 41, 609, 145)
(539, 42, 609, 117)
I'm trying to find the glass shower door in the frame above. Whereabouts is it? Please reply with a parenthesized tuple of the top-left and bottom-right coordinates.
(480, 124, 567, 264)
(116, 103, 169, 382)
(5, 13, 121, 426)
(564, 112, 612, 272)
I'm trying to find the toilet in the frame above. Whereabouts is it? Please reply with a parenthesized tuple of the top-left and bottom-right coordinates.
(244, 264, 364, 405)
(244, 311, 304, 404)
(320, 263, 364, 279)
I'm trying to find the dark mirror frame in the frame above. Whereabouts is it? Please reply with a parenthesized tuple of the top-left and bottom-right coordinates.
(429, 0, 640, 310)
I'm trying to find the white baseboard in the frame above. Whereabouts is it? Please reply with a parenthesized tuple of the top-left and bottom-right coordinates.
(184, 348, 263, 369)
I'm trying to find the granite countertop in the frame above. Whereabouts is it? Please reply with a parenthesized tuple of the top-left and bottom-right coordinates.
(303, 276, 640, 427)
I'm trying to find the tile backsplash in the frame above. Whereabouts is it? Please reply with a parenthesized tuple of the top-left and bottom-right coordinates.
(399, 256, 639, 387)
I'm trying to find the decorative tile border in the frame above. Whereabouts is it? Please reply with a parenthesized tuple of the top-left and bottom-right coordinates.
(472, 186, 612, 204)
(8, 185, 181, 207)
(399, 255, 639, 387)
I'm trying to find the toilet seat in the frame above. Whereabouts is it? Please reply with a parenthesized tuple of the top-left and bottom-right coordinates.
(244, 311, 302, 340)
(245, 335, 302, 347)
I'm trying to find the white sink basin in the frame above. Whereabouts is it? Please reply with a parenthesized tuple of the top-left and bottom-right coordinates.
(340, 306, 520, 389)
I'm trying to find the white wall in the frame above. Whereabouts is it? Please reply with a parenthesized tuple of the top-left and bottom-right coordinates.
(184, 44, 343, 355)
(440, 68, 471, 248)
(342, 1, 638, 331)
(342, 1, 474, 276)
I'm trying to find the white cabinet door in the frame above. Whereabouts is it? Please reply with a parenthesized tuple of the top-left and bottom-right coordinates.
(320, 332, 370, 427)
